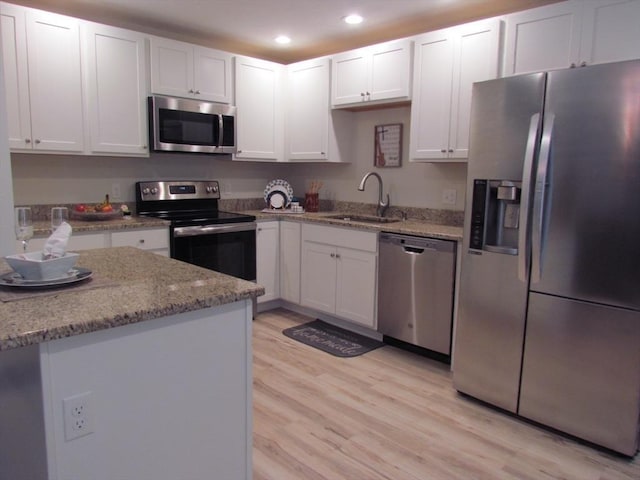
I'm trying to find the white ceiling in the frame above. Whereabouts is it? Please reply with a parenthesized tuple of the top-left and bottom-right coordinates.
(13, 0, 559, 62)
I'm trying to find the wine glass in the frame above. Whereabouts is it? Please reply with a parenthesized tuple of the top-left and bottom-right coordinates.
(14, 207, 33, 252)
(51, 207, 69, 232)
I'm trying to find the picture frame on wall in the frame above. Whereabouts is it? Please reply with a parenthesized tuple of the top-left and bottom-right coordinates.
(374, 123, 402, 167)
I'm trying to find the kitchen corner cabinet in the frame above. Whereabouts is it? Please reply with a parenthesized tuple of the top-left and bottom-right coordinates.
(286, 57, 330, 161)
(0, 4, 84, 152)
(503, 0, 640, 76)
(149, 36, 233, 103)
(279, 220, 301, 303)
(82, 23, 148, 155)
(301, 224, 377, 329)
(234, 56, 285, 161)
(256, 221, 280, 303)
(331, 39, 412, 108)
(410, 19, 501, 162)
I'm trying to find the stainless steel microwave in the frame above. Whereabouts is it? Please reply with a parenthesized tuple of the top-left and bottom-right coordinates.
(148, 95, 236, 154)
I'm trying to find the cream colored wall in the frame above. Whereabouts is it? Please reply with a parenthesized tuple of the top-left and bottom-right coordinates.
(11, 106, 466, 211)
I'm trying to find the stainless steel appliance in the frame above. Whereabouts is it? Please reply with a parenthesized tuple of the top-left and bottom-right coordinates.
(136, 180, 256, 281)
(453, 60, 640, 456)
(148, 95, 236, 154)
(378, 232, 456, 357)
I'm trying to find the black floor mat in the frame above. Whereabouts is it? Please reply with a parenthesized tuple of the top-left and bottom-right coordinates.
(282, 319, 384, 357)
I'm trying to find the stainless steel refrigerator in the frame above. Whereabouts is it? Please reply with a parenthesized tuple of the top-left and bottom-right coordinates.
(453, 59, 640, 456)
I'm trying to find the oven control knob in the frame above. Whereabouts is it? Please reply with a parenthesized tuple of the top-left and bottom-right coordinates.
(150, 187, 158, 195)
(142, 187, 150, 195)
(206, 185, 219, 194)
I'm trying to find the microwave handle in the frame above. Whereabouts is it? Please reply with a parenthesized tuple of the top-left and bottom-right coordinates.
(217, 115, 223, 149)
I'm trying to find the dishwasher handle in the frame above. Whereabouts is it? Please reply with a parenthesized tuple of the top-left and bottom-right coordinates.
(379, 232, 455, 253)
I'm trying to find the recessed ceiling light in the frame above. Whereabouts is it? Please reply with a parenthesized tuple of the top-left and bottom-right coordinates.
(343, 14, 363, 25)
(274, 35, 291, 45)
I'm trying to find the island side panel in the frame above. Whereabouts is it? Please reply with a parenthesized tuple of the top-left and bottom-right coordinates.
(0, 344, 48, 480)
(39, 300, 252, 480)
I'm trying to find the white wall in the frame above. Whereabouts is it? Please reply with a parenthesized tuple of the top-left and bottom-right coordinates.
(11, 107, 466, 211)
(0, 29, 16, 256)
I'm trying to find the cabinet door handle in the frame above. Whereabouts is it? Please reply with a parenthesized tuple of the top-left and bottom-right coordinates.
(360, 92, 365, 98)
(335, 253, 341, 259)
(580, 61, 587, 67)
(448, 148, 454, 153)
(441, 148, 447, 153)
(25, 138, 31, 144)
(35, 139, 41, 144)
(330, 252, 335, 258)
(189, 89, 194, 94)
(195, 90, 201, 94)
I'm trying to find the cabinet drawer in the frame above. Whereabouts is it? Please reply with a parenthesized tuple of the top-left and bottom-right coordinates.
(302, 223, 377, 252)
(111, 228, 169, 250)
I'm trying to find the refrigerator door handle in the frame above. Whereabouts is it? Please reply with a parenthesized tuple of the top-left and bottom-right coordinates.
(531, 113, 555, 283)
(518, 113, 541, 282)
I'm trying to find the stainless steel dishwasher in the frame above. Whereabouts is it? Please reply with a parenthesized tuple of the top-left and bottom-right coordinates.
(378, 232, 456, 356)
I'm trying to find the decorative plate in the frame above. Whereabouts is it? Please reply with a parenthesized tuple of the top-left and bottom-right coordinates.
(264, 179, 293, 209)
(0, 267, 93, 288)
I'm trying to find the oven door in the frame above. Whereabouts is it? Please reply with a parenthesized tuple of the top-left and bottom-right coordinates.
(171, 222, 256, 281)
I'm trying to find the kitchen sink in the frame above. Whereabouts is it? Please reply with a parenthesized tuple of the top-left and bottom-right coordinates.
(325, 214, 400, 224)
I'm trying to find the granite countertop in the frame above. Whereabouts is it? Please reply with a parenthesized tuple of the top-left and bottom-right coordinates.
(32, 215, 169, 237)
(249, 210, 464, 241)
(0, 247, 264, 352)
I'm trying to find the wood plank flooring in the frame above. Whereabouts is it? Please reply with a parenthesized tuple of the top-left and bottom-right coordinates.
(252, 308, 640, 480)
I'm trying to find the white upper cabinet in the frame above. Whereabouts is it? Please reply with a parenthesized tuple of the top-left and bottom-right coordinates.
(234, 55, 285, 161)
(503, 0, 640, 76)
(1, 3, 31, 150)
(579, 0, 640, 66)
(331, 39, 412, 108)
(503, 1, 583, 75)
(149, 36, 233, 103)
(410, 19, 502, 162)
(1, 4, 84, 152)
(286, 57, 330, 161)
(82, 22, 148, 155)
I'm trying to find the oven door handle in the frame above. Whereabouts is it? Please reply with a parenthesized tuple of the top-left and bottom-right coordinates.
(173, 222, 257, 237)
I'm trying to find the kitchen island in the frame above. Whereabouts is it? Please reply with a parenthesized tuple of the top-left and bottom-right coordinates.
(0, 247, 263, 480)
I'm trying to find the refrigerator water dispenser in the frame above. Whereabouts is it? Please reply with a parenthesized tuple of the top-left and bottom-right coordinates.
(469, 179, 521, 255)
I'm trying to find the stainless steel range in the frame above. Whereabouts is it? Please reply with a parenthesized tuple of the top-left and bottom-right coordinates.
(135, 180, 256, 281)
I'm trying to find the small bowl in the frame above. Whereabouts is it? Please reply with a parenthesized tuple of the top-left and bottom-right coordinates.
(4, 251, 79, 281)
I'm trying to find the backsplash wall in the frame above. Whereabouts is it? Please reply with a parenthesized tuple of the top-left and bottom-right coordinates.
(11, 107, 467, 211)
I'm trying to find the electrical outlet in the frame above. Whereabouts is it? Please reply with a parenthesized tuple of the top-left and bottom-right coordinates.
(111, 183, 122, 201)
(442, 188, 457, 206)
(63, 391, 94, 441)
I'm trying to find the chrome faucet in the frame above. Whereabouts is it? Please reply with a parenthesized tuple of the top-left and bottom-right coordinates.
(358, 172, 389, 217)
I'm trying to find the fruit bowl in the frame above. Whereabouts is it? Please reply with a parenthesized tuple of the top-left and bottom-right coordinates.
(71, 209, 122, 221)
(4, 251, 79, 281)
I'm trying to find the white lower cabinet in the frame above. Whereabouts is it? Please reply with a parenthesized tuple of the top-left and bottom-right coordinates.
(256, 221, 280, 303)
(301, 224, 377, 329)
(279, 220, 301, 303)
(16, 232, 107, 254)
(110, 228, 169, 256)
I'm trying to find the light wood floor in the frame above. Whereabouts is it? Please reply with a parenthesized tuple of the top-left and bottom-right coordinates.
(252, 308, 640, 480)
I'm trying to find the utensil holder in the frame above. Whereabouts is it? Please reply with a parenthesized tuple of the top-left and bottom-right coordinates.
(304, 193, 319, 212)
